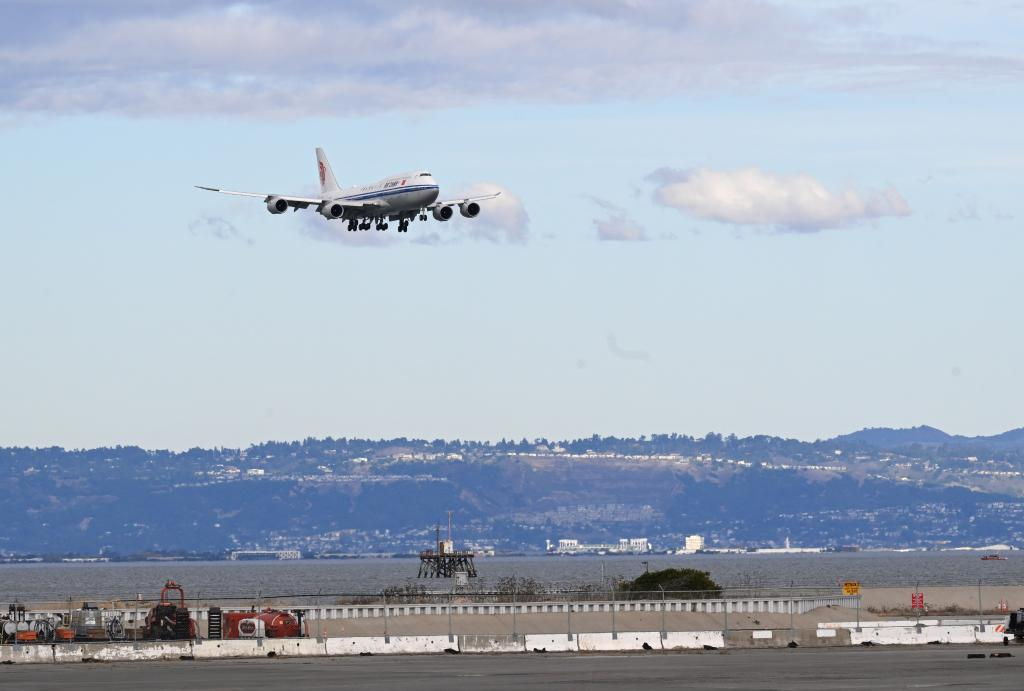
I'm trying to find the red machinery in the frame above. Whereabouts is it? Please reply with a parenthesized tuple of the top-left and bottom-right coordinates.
(221, 609, 302, 639)
(143, 580, 196, 640)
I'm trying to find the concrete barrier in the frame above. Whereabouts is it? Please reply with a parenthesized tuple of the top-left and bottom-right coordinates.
(662, 631, 725, 650)
(459, 634, 525, 654)
(324, 635, 452, 656)
(850, 625, 979, 646)
(752, 630, 773, 640)
(576, 632, 661, 652)
(524, 633, 577, 652)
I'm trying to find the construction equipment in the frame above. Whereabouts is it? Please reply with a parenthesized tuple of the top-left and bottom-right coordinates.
(1005, 608, 1024, 642)
(142, 580, 196, 640)
(70, 603, 108, 641)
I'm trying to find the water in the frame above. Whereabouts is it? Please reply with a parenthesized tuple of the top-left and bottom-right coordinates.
(1, 552, 1022, 602)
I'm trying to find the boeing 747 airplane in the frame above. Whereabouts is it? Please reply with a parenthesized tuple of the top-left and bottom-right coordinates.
(198, 148, 500, 233)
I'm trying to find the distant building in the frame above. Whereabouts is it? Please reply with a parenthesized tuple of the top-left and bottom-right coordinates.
(685, 535, 705, 551)
(754, 537, 823, 554)
(229, 549, 301, 561)
(547, 537, 650, 555)
(246, 468, 265, 477)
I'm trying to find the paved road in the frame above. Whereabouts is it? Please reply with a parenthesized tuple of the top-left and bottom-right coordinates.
(1, 646, 1020, 690)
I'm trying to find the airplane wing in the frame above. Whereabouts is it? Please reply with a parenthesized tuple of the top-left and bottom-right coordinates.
(427, 191, 502, 209)
(196, 186, 323, 207)
(195, 186, 374, 210)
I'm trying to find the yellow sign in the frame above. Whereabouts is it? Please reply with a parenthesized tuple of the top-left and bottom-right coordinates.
(843, 581, 861, 596)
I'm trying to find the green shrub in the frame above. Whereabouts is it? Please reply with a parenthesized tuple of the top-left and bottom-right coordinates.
(621, 568, 721, 598)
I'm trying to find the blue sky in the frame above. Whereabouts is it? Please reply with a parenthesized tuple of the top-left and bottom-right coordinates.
(1, 1, 1022, 449)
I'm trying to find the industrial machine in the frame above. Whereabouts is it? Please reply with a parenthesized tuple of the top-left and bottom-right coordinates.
(142, 580, 196, 640)
(2, 604, 64, 644)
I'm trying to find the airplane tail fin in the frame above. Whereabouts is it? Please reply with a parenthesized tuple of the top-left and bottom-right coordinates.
(316, 147, 341, 196)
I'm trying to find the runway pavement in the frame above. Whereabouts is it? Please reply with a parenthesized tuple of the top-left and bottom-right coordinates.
(1, 645, 1020, 690)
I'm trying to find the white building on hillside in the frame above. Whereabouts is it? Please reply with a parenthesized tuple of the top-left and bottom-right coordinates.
(684, 534, 705, 551)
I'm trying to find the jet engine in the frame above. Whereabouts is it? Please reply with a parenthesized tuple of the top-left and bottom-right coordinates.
(432, 206, 454, 222)
(320, 202, 346, 220)
(459, 201, 481, 218)
(266, 196, 289, 214)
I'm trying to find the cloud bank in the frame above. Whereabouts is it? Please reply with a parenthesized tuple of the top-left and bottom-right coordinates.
(1, 1, 1020, 117)
(648, 167, 911, 232)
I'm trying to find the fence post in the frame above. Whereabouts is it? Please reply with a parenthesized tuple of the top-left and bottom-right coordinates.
(512, 588, 517, 639)
(978, 579, 985, 632)
(724, 596, 729, 636)
(567, 600, 572, 641)
(383, 591, 389, 643)
(315, 589, 322, 641)
(611, 587, 617, 640)
(448, 590, 453, 643)
(659, 585, 666, 639)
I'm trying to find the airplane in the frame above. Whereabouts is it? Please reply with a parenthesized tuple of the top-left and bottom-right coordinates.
(197, 148, 500, 233)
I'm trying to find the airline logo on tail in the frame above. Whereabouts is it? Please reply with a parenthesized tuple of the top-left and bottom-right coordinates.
(319, 161, 326, 186)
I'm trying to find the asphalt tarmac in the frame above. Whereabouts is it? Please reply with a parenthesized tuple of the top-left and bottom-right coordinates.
(1, 645, 1020, 690)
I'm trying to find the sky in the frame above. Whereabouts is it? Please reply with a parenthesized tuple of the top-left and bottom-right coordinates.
(1, 0, 1023, 450)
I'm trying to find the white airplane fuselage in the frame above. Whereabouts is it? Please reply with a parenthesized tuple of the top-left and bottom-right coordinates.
(333, 171, 440, 219)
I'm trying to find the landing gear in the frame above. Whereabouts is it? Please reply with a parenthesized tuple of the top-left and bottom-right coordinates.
(375, 218, 388, 231)
(398, 220, 409, 233)
(347, 219, 357, 232)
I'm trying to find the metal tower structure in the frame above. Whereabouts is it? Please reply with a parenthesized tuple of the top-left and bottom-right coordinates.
(417, 511, 477, 578)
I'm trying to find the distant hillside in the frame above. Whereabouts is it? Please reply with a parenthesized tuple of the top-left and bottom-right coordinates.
(833, 426, 1024, 451)
(834, 426, 953, 448)
(3, 428, 1024, 557)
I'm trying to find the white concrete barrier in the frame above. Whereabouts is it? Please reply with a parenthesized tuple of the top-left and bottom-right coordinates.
(850, 625, 979, 646)
(459, 635, 525, 653)
(577, 632, 662, 652)
(752, 630, 773, 640)
(524, 633, 577, 652)
(662, 631, 725, 650)
(324, 635, 452, 656)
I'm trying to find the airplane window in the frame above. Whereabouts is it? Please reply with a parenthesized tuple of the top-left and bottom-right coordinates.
(420, 172, 432, 177)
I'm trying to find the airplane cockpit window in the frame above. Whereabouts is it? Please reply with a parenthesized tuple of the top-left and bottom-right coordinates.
(420, 172, 432, 177)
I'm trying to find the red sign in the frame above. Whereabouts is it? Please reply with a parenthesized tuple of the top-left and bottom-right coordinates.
(911, 592, 924, 610)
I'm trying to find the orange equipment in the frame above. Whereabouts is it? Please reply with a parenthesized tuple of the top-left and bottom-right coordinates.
(221, 609, 302, 639)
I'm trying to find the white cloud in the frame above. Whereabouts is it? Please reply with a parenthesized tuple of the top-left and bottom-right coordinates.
(0, 1, 1020, 117)
(648, 167, 911, 232)
(447, 183, 529, 244)
(188, 215, 254, 245)
(591, 198, 647, 241)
